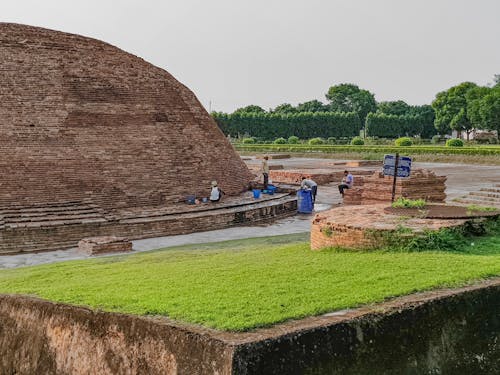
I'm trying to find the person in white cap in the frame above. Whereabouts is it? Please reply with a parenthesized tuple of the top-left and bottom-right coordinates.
(210, 180, 225, 202)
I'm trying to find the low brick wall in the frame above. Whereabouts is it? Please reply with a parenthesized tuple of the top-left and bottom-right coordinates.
(0, 196, 297, 254)
(1, 279, 499, 374)
(269, 169, 373, 185)
(311, 205, 467, 250)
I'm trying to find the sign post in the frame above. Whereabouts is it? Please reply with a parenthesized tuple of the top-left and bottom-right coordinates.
(391, 153, 399, 203)
(383, 154, 412, 202)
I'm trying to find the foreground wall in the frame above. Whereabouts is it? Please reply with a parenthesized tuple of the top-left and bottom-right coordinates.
(1, 279, 498, 374)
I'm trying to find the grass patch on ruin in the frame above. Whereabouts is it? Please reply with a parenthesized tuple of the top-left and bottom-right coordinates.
(0, 232, 499, 331)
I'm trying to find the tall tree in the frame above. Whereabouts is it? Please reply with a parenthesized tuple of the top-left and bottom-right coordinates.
(431, 82, 477, 138)
(232, 105, 266, 115)
(271, 103, 297, 114)
(408, 105, 436, 138)
(377, 100, 410, 116)
(325, 83, 376, 125)
(466, 86, 491, 129)
(296, 100, 328, 113)
(478, 86, 500, 138)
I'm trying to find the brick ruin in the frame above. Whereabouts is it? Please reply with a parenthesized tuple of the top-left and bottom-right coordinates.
(0, 23, 257, 253)
(310, 204, 467, 251)
(343, 169, 447, 205)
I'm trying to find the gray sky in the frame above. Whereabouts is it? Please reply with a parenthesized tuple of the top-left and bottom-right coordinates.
(3, 0, 499, 112)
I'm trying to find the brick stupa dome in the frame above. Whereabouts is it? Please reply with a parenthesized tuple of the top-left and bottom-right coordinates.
(0, 23, 253, 210)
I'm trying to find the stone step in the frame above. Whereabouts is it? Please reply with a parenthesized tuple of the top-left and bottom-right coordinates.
(4, 213, 105, 224)
(480, 188, 500, 194)
(465, 194, 500, 203)
(2, 208, 101, 218)
(469, 191, 500, 199)
(0, 203, 102, 215)
(6, 217, 108, 229)
(452, 197, 500, 208)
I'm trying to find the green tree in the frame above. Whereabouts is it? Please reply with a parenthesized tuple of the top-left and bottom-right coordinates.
(325, 83, 377, 125)
(232, 105, 266, 115)
(271, 103, 297, 114)
(377, 100, 410, 116)
(466, 86, 491, 129)
(478, 86, 500, 138)
(431, 82, 477, 138)
(296, 100, 328, 113)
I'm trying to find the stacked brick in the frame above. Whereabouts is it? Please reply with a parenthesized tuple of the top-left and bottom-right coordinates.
(344, 169, 446, 205)
(0, 23, 257, 253)
(78, 236, 132, 255)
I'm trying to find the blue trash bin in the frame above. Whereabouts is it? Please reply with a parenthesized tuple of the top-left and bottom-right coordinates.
(297, 189, 313, 213)
(252, 189, 261, 199)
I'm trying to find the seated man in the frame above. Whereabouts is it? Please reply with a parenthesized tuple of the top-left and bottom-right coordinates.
(338, 170, 353, 197)
(301, 177, 318, 203)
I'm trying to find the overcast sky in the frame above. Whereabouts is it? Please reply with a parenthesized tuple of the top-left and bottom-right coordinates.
(3, 0, 499, 112)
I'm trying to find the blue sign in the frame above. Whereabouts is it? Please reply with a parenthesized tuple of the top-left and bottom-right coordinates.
(383, 154, 412, 178)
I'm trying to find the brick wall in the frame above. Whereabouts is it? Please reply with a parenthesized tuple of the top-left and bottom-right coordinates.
(0, 23, 253, 211)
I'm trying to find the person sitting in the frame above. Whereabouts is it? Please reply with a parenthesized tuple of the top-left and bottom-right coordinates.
(209, 180, 225, 202)
(338, 170, 353, 197)
(301, 177, 318, 203)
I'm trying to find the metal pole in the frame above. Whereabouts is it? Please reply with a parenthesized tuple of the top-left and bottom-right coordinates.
(391, 153, 399, 203)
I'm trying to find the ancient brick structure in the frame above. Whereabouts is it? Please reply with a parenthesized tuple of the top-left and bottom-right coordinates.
(343, 169, 447, 205)
(0, 23, 257, 253)
(311, 205, 466, 251)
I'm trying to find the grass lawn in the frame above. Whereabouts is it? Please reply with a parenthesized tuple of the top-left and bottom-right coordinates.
(0, 232, 499, 331)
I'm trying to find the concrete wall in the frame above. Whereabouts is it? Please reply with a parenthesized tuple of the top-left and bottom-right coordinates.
(0, 280, 498, 374)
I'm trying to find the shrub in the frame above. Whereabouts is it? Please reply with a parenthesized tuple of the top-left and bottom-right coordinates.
(273, 137, 287, 144)
(287, 135, 300, 144)
(446, 138, 464, 147)
(308, 137, 324, 145)
(242, 137, 255, 144)
(327, 137, 337, 144)
(392, 197, 427, 209)
(395, 137, 413, 146)
(431, 135, 445, 144)
(351, 136, 365, 145)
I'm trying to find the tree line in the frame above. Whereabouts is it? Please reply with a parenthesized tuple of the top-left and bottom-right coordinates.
(211, 78, 500, 140)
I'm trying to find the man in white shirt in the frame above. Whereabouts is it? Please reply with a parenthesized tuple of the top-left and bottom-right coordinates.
(301, 177, 318, 203)
(338, 170, 353, 197)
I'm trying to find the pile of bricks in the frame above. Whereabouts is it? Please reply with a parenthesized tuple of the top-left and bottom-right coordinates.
(78, 236, 132, 255)
(344, 169, 447, 205)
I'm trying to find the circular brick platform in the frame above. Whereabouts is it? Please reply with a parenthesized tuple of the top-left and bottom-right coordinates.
(311, 204, 469, 250)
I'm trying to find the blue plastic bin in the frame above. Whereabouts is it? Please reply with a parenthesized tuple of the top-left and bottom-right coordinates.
(297, 189, 313, 213)
(252, 189, 261, 199)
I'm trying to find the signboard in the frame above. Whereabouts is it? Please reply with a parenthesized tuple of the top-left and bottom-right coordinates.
(383, 154, 412, 178)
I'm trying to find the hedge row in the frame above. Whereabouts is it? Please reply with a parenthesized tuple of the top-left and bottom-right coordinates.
(234, 144, 500, 156)
(365, 113, 437, 138)
(213, 112, 361, 140)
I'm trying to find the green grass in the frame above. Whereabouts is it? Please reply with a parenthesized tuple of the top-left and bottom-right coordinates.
(392, 197, 427, 209)
(0, 232, 499, 331)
